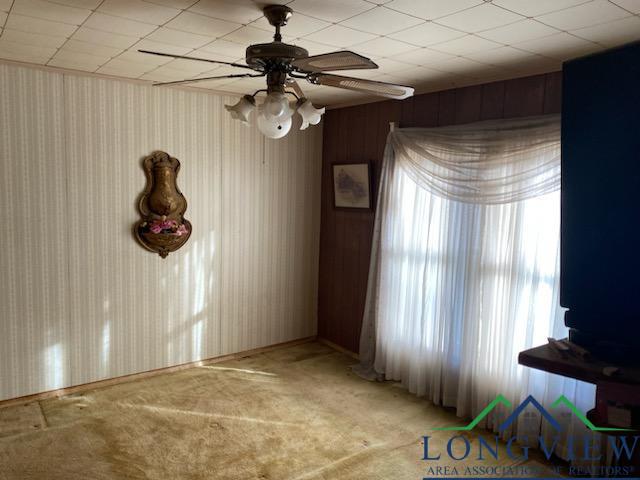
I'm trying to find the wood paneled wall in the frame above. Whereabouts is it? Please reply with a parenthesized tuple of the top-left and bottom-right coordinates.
(318, 72, 563, 354)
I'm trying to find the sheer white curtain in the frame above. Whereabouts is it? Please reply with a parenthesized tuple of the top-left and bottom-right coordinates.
(358, 115, 594, 458)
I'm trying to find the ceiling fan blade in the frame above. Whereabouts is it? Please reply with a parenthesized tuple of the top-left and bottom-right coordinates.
(138, 50, 256, 71)
(292, 51, 378, 73)
(286, 78, 305, 98)
(309, 74, 414, 100)
(153, 73, 265, 87)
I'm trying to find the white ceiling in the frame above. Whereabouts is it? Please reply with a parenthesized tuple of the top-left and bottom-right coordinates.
(0, 0, 639, 106)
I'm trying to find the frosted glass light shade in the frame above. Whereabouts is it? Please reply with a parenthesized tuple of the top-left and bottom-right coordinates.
(225, 95, 255, 124)
(297, 99, 325, 130)
(257, 112, 292, 139)
(261, 92, 294, 123)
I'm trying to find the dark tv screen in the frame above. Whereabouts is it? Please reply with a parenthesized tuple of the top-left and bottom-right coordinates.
(561, 41, 640, 348)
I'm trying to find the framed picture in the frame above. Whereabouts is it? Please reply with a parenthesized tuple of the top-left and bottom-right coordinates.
(332, 163, 372, 210)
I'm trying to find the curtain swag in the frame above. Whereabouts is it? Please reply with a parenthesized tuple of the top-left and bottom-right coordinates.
(390, 114, 561, 205)
(358, 114, 562, 372)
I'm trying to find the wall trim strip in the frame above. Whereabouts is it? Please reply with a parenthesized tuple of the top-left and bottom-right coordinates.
(0, 336, 317, 409)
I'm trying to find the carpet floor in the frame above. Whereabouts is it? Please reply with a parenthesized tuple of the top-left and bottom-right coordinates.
(0, 342, 557, 479)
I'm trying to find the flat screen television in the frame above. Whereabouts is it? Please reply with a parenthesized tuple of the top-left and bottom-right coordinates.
(561, 41, 640, 361)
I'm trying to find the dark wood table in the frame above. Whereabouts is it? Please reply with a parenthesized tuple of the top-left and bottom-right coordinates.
(518, 343, 640, 385)
(519, 342, 640, 471)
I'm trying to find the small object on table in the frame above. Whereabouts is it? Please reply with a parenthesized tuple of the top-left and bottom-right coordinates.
(559, 338, 591, 359)
(547, 337, 569, 358)
(603, 366, 620, 377)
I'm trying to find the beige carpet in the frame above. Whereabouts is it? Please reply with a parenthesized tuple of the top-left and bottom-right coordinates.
(0, 342, 556, 479)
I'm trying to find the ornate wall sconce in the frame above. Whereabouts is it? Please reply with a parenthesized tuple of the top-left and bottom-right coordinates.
(134, 151, 191, 258)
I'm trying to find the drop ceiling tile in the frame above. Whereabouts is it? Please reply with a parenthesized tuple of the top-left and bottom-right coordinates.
(199, 64, 247, 77)
(340, 6, 424, 36)
(1, 28, 68, 48)
(0, 10, 6, 25)
(477, 20, 559, 45)
(430, 34, 502, 55)
(133, 38, 193, 56)
(223, 25, 275, 44)
(0, 39, 57, 62)
(146, 27, 214, 48)
(388, 21, 466, 47)
(385, 0, 482, 20)
(514, 32, 601, 60)
(0, 0, 10, 12)
(291, 38, 335, 55)
(191, 77, 240, 89)
(393, 47, 454, 65)
(251, 13, 330, 37)
(501, 55, 561, 74)
(95, 68, 144, 78)
(373, 57, 415, 73)
(146, 0, 196, 9)
(84, 13, 158, 37)
(48, 0, 103, 8)
(98, 0, 181, 25)
(64, 39, 124, 57)
(352, 36, 417, 57)
(97, 57, 156, 76)
(166, 11, 241, 37)
(6, 14, 78, 37)
(537, 0, 630, 31)
(163, 57, 216, 73)
(436, 3, 524, 33)
(302, 24, 376, 48)
(52, 61, 100, 74)
(393, 65, 451, 82)
(493, 0, 590, 17)
(464, 46, 539, 66)
(199, 38, 247, 58)
(430, 56, 492, 75)
(49, 49, 110, 70)
(610, 0, 640, 14)
(139, 68, 188, 82)
(289, 0, 373, 23)
(145, 64, 207, 80)
(71, 27, 140, 49)
(117, 49, 175, 65)
(572, 16, 640, 47)
(12, 0, 92, 25)
(189, 0, 264, 25)
(187, 48, 243, 65)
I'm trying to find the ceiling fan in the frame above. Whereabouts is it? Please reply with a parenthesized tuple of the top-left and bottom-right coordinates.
(139, 4, 415, 139)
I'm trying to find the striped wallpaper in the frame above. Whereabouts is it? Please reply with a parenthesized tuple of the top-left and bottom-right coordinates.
(0, 63, 322, 401)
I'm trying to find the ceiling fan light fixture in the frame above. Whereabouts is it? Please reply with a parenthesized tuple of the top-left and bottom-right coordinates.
(225, 95, 256, 124)
(297, 98, 325, 130)
(144, 5, 413, 139)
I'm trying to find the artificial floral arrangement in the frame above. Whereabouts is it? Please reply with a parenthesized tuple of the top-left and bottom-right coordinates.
(141, 216, 189, 236)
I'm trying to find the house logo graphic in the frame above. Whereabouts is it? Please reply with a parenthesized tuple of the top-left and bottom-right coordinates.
(433, 394, 632, 433)
(421, 394, 639, 478)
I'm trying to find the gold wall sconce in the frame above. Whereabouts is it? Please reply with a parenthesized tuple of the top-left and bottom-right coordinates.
(134, 151, 191, 258)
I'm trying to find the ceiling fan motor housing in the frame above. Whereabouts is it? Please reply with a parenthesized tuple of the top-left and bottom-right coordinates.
(245, 43, 309, 70)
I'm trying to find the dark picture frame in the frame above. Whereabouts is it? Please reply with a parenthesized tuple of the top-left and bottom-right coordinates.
(332, 162, 372, 210)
